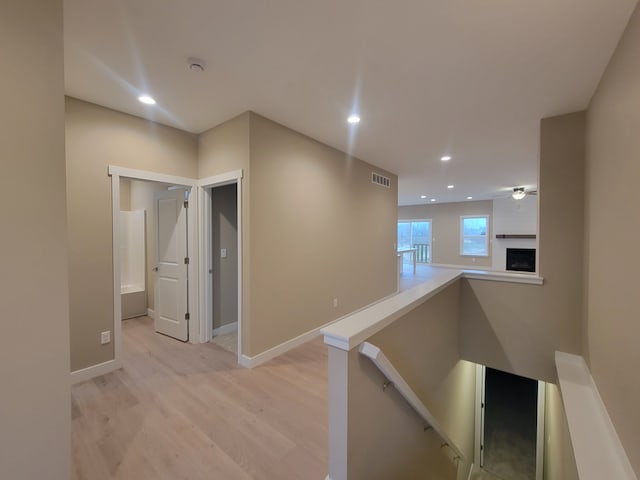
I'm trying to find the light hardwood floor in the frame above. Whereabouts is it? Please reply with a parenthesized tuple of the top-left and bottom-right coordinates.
(72, 317, 328, 479)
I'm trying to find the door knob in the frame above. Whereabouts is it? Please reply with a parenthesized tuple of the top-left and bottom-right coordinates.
(153, 266, 158, 272)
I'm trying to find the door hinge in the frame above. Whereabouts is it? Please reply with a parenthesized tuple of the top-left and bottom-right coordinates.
(185, 313, 190, 320)
(184, 200, 189, 208)
(184, 257, 190, 265)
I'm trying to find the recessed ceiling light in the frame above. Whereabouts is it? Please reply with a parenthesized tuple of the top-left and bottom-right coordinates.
(420, 195, 427, 199)
(447, 185, 454, 189)
(347, 115, 361, 124)
(138, 95, 156, 105)
(441, 155, 452, 161)
(467, 196, 473, 200)
(430, 198, 437, 202)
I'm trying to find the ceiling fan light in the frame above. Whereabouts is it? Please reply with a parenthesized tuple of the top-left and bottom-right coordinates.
(512, 187, 526, 200)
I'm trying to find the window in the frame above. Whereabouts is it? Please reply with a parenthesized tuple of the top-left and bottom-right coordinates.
(397, 220, 432, 263)
(460, 215, 489, 256)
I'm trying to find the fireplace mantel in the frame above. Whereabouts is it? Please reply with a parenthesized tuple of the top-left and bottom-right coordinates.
(495, 234, 536, 239)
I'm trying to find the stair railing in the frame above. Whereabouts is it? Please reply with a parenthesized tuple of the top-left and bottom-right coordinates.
(359, 341, 473, 480)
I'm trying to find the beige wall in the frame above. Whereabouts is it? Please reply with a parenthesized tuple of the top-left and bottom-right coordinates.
(0, 0, 70, 477)
(399, 201, 493, 268)
(199, 112, 252, 348)
(212, 184, 239, 330)
(331, 284, 476, 479)
(585, 2, 640, 472)
(460, 112, 585, 383)
(248, 113, 398, 356)
(66, 98, 198, 371)
(543, 384, 579, 480)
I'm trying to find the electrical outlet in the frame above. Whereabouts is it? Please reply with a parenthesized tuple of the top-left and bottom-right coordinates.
(333, 298, 338, 308)
(100, 330, 111, 345)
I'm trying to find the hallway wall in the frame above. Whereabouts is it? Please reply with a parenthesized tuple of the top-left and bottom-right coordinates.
(66, 98, 198, 371)
(0, 1, 70, 478)
(585, 1, 640, 471)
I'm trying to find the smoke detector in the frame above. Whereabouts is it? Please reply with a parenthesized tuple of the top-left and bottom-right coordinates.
(187, 57, 206, 73)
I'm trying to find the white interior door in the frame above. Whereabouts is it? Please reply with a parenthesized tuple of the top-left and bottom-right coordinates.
(154, 188, 189, 341)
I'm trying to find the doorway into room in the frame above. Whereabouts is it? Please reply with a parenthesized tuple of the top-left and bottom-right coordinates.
(198, 170, 243, 363)
(476, 366, 545, 480)
(209, 183, 239, 354)
(109, 166, 199, 367)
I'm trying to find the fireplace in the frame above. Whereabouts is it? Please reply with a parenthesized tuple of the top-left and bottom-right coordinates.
(506, 248, 536, 272)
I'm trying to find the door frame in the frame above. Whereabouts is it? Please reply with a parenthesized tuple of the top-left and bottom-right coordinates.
(109, 166, 199, 365)
(474, 364, 546, 480)
(197, 170, 244, 364)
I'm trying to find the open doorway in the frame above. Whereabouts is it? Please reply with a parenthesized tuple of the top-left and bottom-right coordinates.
(209, 183, 238, 353)
(476, 365, 545, 480)
(198, 170, 243, 363)
(109, 166, 199, 366)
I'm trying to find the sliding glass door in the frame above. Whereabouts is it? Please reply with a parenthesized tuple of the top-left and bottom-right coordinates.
(397, 220, 432, 264)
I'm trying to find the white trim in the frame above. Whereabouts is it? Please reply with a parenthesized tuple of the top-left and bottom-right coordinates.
(536, 381, 546, 480)
(212, 322, 238, 336)
(199, 170, 244, 364)
(461, 269, 544, 285)
(70, 359, 121, 384)
(555, 352, 637, 480)
(474, 364, 486, 468)
(111, 172, 122, 364)
(239, 320, 328, 368)
(198, 185, 211, 344)
(322, 269, 463, 351)
(108, 165, 197, 187)
(428, 263, 544, 285)
(146, 308, 154, 319)
(460, 215, 490, 257)
(198, 169, 244, 187)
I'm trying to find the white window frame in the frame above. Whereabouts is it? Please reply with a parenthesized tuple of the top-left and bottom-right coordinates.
(460, 215, 490, 257)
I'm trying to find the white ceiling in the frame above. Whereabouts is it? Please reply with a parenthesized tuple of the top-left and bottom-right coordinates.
(64, 0, 637, 205)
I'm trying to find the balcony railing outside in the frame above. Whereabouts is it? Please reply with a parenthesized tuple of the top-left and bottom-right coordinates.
(413, 243, 431, 263)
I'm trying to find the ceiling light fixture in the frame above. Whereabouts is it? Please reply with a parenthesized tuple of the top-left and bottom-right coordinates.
(420, 195, 427, 199)
(347, 115, 361, 124)
(512, 187, 526, 200)
(447, 185, 454, 189)
(138, 95, 156, 105)
(430, 198, 437, 202)
(441, 155, 452, 161)
(467, 196, 473, 200)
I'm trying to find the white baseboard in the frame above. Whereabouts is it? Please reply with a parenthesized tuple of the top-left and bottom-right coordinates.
(212, 321, 238, 336)
(147, 308, 154, 319)
(70, 358, 122, 385)
(239, 321, 330, 368)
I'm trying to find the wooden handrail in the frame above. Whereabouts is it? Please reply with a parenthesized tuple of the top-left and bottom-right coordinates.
(359, 341, 466, 463)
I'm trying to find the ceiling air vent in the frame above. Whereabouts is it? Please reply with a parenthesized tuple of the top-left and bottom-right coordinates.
(371, 172, 391, 188)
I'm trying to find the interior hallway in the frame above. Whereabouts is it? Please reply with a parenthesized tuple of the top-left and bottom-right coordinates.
(71, 317, 328, 480)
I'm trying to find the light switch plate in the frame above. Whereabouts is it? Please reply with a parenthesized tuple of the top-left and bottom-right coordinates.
(101, 331, 111, 345)
(221, 248, 227, 258)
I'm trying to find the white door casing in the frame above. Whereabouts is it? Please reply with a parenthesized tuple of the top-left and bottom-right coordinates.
(154, 188, 189, 341)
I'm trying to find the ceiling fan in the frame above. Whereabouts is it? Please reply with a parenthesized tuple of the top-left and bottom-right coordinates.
(510, 187, 537, 199)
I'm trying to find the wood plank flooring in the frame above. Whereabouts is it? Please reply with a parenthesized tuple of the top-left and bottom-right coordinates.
(72, 317, 328, 480)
